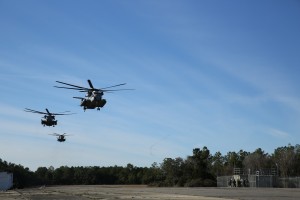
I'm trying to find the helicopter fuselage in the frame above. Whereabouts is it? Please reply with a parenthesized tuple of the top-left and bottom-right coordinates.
(57, 135, 66, 142)
(41, 115, 57, 127)
(80, 97, 107, 110)
(80, 91, 106, 110)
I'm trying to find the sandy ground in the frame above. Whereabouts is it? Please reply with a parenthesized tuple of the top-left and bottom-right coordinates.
(1, 185, 300, 200)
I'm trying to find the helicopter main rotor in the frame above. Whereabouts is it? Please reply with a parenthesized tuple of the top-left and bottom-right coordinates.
(54, 80, 132, 93)
(49, 133, 71, 137)
(54, 79, 134, 111)
(24, 108, 74, 116)
(49, 133, 71, 142)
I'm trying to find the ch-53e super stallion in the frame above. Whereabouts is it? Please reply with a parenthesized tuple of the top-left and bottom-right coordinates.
(24, 108, 74, 127)
(49, 133, 71, 142)
(54, 79, 133, 111)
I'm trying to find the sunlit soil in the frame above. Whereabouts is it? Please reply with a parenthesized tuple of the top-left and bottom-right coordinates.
(1, 185, 300, 200)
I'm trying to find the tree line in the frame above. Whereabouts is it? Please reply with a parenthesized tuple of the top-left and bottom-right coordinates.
(1, 144, 299, 188)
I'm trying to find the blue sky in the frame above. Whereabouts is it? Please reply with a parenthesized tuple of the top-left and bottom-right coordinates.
(0, 0, 299, 171)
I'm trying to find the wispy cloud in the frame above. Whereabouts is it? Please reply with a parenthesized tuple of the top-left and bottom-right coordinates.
(267, 128, 290, 139)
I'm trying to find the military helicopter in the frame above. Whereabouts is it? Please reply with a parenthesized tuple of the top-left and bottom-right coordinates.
(24, 108, 74, 127)
(54, 79, 133, 111)
(49, 133, 70, 142)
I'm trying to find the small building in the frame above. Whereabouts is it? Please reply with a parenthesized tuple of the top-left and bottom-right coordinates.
(0, 172, 13, 190)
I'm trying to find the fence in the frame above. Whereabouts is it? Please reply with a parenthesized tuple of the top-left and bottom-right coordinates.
(278, 177, 300, 188)
(217, 175, 300, 188)
(248, 175, 278, 187)
(217, 176, 232, 187)
(218, 168, 300, 188)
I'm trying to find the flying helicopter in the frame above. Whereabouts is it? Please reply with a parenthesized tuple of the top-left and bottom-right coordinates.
(49, 133, 70, 142)
(54, 79, 133, 111)
(24, 108, 74, 127)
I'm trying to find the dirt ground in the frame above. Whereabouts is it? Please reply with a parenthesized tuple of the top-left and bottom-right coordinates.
(1, 185, 300, 200)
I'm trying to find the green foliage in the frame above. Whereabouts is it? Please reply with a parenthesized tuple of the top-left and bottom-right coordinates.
(0, 160, 37, 188)
(272, 144, 299, 177)
(1, 144, 300, 188)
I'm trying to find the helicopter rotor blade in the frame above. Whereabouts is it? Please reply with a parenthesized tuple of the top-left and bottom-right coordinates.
(100, 83, 127, 90)
(55, 81, 88, 89)
(87, 79, 94, 89)
(56, 111, 72, 114)
(51, 112, 75, 116)
(24, 108, 47, 115)
(51, 110, 75, 115)
(45, 109, 51, 115)
(73, 97, 85, 99)
(102, 88, 135, 92)
(49, 133, 60, 136)
(54, 86, 88, 91)
(99, 83, 134, 92)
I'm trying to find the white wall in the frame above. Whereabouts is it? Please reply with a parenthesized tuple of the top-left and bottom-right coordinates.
(0, 172, 13, 190)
